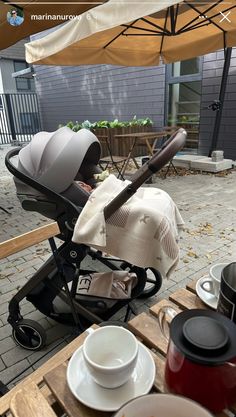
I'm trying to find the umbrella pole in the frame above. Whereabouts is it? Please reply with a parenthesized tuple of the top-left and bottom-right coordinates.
(208, 47, 232, 157)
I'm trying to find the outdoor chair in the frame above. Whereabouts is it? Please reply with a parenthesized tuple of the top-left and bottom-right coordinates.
(152, 126, 179, 179)
(98, 134, 128, 179)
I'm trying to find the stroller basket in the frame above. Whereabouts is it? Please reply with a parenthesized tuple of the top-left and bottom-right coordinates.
(5, 127, 186, 350)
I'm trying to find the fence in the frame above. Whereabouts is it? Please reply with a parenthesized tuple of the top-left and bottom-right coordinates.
(0, 93, 42, 145)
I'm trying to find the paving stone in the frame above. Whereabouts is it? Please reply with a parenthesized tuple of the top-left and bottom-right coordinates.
(0, 337, 16, 355)
(46, 323, 73, 345)
(0, 359, 33, 385)
(30, 340, 68, 370)
(0, 266, 18, 277)
(20, 302, 36, 316)
(0, 277, 11, 288)
(7, 248, 34, 260)
(0, 324, 12, 340)
(2, 344, 34, 367)
(0, 312, 9, 325)
(24, 309, 46, 321)
(16, 259, 44, 273)
(0, 302, 9, 315)
(0, 290, 17, 304)
(8, 267, 36, 282)
(0, 278, 27, 294)
(38, 317, 52, 331)
(0, 357, 5, 371)
(27, 338, 68, 367)
(10, 364, 34, 388)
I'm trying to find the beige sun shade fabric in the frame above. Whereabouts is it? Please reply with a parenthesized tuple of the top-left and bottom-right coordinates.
(26, 0, 236, 67)
(0, 0, 102, 51)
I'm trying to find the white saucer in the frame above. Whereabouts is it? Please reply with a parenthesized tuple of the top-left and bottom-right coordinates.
(67, 342, 155, 412)
(196, 275, 218, 310)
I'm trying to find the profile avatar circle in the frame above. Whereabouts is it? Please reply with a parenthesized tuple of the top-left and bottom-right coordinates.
(7, 8, 24, 26)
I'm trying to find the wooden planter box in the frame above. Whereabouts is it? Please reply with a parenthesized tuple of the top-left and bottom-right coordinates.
(93, 126, 153, 157)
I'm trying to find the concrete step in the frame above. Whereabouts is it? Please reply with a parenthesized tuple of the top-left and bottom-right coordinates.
(173, 154, 233, 172)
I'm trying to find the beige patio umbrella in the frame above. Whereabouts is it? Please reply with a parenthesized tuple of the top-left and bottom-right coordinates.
(25, 0, 236, 66)
(0, 0, 103, 50)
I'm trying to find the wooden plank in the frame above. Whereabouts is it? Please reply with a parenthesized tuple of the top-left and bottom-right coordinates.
(0, 222, 60, 260)
(186, 279, 198, 293)
(151, 352, 166, 393)
(0, 325, 98, 416)
(149, 298, 182, 319)
(169, 288, 208, 310)
(40, 384, 57, 407)
(10, 382, 57, 417)
(128, 312, 168, 355)
(44, 363, 107, 417)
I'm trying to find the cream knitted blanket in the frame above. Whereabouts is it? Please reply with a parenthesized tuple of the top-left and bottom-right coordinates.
(72, 175, 184, 278)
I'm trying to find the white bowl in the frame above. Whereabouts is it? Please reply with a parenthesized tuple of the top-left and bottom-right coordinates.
(113, 394, 213, 417)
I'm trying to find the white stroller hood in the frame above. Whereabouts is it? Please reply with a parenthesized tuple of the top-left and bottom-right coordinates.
(16, 127, 101, 195)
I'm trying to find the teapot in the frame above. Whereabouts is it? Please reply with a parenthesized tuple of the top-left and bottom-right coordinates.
(158, 307, 236, 413)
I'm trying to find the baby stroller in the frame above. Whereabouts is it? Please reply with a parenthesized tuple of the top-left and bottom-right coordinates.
(5, 127, 186, 351)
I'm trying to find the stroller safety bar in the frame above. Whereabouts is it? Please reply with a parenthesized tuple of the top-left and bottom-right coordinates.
(104, 128, 187, 219)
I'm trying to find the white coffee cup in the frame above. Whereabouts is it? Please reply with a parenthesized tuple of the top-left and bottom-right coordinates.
(83, 326, 138, 389)
(201, 263, 228, 298)
(113, 393, 214, 417)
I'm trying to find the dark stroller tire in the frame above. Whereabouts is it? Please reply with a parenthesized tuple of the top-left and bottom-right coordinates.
(12, 319, 46, 351)
(120, 263, 162, 299)
(138, 268, 162, 298)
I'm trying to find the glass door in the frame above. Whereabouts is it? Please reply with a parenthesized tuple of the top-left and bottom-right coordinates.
(166, 58, 202, 149)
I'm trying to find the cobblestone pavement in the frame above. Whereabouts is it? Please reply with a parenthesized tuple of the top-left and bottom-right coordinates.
(1, 144, 236, 390)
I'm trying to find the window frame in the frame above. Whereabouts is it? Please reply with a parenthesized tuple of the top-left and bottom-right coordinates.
(164, 57, 203, 148)
(13, 60, 32, 92)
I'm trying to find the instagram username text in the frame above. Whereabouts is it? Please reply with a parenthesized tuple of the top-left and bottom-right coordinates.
(30, 12, 96, 21)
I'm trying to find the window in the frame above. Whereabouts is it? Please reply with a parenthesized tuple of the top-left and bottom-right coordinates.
(14, 61, 34, 91)
(167, 57, 202, 149)
(20, 112, 40, 133)
(172, 59, 200, 77)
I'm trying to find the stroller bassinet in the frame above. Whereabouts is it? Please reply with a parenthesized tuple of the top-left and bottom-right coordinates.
(5, 127, 186, 351)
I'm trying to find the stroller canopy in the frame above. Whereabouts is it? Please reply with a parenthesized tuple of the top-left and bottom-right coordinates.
(17, 127, 101, 195)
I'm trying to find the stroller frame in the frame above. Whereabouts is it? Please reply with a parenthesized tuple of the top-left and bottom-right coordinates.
(5, 128, 186, 351)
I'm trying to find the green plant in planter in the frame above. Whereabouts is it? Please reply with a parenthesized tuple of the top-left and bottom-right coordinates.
(61, 121, 75, 130)
(59, 116, 154, 132)
(109, 119, 128, 128)
(59, 120, 82, 131)
(81, 120, 96, 130)
(129, 116, 138, 126)
(94, 120, 110, 129)
(71, 122, 82, 131)
(139, 117, 153, 126)
(128, 116, 153, 127)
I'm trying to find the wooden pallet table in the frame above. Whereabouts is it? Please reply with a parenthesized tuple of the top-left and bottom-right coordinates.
(0, 280, 235, 417)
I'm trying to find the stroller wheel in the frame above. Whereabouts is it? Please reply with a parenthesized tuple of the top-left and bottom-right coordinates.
(120, 263, 162, 299)
(12, 319, 46, 351)
(138, 268, 162, 298)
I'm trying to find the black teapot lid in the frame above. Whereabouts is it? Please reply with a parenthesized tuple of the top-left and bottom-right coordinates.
(170, 309, 236, 365)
